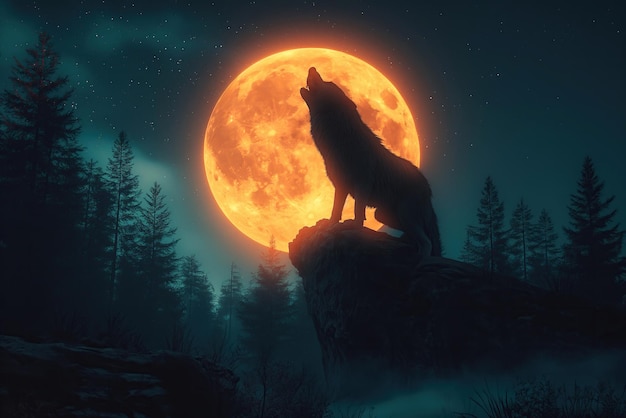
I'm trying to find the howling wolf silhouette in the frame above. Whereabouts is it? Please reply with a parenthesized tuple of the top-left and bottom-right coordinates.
(300, 67, 441, 257)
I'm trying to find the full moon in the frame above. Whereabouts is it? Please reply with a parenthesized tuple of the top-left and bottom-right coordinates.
(204, 48, 420, 252)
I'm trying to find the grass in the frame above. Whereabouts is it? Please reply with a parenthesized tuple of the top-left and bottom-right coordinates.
(455, 377, 626, 418)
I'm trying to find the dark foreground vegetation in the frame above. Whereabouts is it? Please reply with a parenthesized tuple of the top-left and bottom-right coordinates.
(460, 377, 626, 418)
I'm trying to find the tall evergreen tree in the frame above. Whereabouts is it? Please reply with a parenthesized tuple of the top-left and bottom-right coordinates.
(289, 279, 323, 370)
(509, 198, 535, 281)
(77, 159, 114, 319)
(529, 209, 561, 290)
(238, 237, 293, 363)
(105, 131, 141, 312)
(466, 177, 511, 276)
(180, 255, 215, 345)
(562, 156, 625, 306)
(216, 262, 244, 346)
(0, 32, 83, 334)
(134, 182, 180, 346)
(0, 32, 81, 206)
(460, 228, 478, 265)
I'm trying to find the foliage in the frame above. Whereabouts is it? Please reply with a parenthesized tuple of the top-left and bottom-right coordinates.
(76, 159, 114, 318)
(105, 131, 142, 312)
(464, 176, 511, 276)
(289, 279, 324, 368)
(0, 32, 84, 334)
(165, 320, 195, 354)
(133, 181, 181, 346)
(562, 156, 625, 306)
(238, 236, 294, 363)
(460, 228, 478, 265)
(97, 313, 146, 352)
(0, 33, 209, 350)
(0, 32, 81, 206)
(234, 360, 329, 418)
(456, 377, 626, 418)
(509, 199, 535, 281)
(215, 262, 244, 345)
(528, 209, 561, 290)
(180, 254, 215, 347)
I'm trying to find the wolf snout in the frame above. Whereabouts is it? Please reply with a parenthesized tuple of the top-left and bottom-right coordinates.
(306, 67, 323, 90)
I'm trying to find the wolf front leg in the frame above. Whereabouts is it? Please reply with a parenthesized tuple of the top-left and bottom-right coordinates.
(330, 186, 348, 223)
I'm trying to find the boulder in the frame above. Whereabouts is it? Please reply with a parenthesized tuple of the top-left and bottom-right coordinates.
(289, 221, 626, 396)
(0, 335, 237, 417)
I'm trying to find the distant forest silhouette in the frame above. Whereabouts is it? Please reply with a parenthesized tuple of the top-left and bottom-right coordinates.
(460, 165, 625, 307)
(1, 32, 625, 417)
(0, 33, 328, 416)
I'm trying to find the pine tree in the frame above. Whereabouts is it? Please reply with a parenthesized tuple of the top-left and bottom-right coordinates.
(0, 32, 81, 206)
(509, 199, 535, 281)
(238, 237, 293, 363)
(562, 156, 625, 306)
(460, 228, 478, 265)
(135, 182, 181, 346)
(289, 279, 323, 368)
(0, 32, 84, 333)
(467, 176, 510, 276)
(216, 262, 244, 346)
(529, 209, 561, 290)
(77, 159, 114, 319)
(105, 131, 141, 312)
(180, 255, 215, 345)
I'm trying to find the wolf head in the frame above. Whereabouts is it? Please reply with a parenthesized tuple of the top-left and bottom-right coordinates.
(300, 67, 357, 113)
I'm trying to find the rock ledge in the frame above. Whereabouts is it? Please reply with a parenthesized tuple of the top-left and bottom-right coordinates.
(289, 221, 626, 393)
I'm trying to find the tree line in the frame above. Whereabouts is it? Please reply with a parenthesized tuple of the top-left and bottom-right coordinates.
(461, 165, 626, 308)
(0, 32, 326, 416)
(0, 32, 203, 345)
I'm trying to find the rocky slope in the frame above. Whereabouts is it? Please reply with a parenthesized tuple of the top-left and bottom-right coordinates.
(0, 335, 237, 417)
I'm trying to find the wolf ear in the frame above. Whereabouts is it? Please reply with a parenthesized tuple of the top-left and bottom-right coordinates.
(300, 87, 311, 105)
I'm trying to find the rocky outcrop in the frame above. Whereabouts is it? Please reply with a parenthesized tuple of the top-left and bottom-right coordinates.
(0, 335, 237, 417)
(289, 221, 626, 395)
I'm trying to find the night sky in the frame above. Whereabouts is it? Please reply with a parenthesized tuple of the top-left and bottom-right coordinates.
(2, 1, 624, 288)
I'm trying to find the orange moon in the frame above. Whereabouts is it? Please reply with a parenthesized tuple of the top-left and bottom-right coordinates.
(204, 48, 420, 252)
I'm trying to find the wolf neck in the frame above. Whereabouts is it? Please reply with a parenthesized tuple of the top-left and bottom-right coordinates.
(310, 109, 382, 159)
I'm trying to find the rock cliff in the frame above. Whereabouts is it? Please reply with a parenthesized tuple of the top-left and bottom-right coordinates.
(289, 221, 626, 396)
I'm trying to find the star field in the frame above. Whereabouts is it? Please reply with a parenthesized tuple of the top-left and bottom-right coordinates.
(1, 0, 624, 285)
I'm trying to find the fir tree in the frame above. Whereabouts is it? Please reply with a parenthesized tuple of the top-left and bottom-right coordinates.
(0, 32, 81, 206)
(238, 237, 293, 363)
(180, 255, 215, 345)
(529, 209, 561, 290)
(77, 159, 114, 319)
(289, 279, 323, 368)
(467, 176, 511, 276)
(460, 228, 478, 265)
(509, 198, 535, 281)
(216, 262, 244, 346)
(134, 182, 181, 346)
(105, 131, 141, 312)
(562, 156, 625, 306)
(0, 32, 84, 333)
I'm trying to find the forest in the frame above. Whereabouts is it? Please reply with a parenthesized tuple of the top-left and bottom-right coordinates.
(1, 33, 625, 417)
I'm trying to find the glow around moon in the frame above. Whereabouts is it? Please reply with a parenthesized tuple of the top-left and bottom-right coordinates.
(204, 48, 420, 252)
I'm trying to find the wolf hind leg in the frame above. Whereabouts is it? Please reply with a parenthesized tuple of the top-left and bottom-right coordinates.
(374, 207, 401, 230)
(397, 201, 432, 258)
